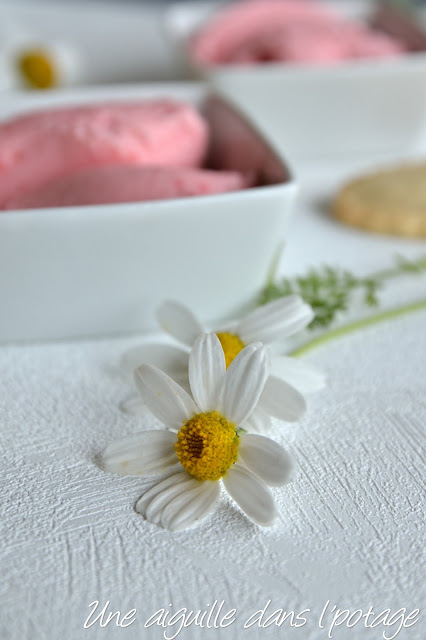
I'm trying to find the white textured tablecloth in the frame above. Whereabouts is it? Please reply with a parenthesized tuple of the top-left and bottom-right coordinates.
(1, 160, 425, 640)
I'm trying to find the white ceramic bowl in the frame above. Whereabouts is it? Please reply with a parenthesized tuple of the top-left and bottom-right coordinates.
(165, 1, 426, 162)
(0, 83, 297, 343)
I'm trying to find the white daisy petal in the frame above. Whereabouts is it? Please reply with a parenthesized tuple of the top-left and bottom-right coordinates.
(136, 472, 190, 523)
(136, 472, 186, 513)
(237, 296, 314, 344)
(145, 478, 199, 526)
(121, 342, 189, 381)
(119, 394, 147, 416)
(219, 343, 270, 426)
(239, 434, 296, 486)
(156, 300, 204, 347)
(134, 364, 197, 428)
(258, 375, 306, 422)
(160, 480, 220, 532)
(102, 431, 177, 476)
(272, 355, 326, 394)
(223, 464, 277, 526)
(189, 333, 226, 412)
(240, 406, 271, 434)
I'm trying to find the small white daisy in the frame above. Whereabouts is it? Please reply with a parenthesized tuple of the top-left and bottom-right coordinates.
(0, 23, 81, 91)
(104, 333, 296, 531)
(122, 297, 325, 429)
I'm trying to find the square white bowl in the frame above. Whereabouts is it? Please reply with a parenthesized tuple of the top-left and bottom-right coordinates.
(0, 83, 297, 343)
(165, 1, 426, 161)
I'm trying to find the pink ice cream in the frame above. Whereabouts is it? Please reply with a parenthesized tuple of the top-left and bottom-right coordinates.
(231, 21, 404, 64)
(5, 165, 255, 210)
(189, 0, 404, 66)
(0, 100, 208, 208)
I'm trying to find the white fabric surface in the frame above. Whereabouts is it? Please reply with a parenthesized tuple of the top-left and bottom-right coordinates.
(1, 161, 425, 640)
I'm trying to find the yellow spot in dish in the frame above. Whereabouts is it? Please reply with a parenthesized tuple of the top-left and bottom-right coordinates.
(17, 49, 57, 89)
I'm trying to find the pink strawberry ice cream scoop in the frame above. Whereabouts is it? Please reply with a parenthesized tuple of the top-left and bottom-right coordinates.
(190, 0, 337, 64)
(231, 21, 404, 65)
(0, 100, 208, 208)
(5, 165, 256, 210)
(189, 0, 404, 65)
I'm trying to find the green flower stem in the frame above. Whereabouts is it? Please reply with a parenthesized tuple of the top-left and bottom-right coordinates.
(259, 254, 426, 330)
(371, 259, 426, 283)
(266, 242, 285, 286)
(290, 299, 426, 358)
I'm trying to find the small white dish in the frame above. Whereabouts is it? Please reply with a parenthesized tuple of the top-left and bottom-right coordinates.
(0, 83, 297, 343)
(165, 1, 426, 161)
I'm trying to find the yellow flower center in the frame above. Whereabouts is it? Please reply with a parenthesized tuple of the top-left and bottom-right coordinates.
(216, 332, 245, 368)
(17, 49, 57, 89)
(175, 411, 239, 481)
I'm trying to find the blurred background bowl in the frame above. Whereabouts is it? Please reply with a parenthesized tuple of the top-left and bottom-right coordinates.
(165, 0, 426, 165)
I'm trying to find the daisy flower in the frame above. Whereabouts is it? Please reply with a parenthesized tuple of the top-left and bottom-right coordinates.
(122, 296, 325, 430)
(0, 22, 81, 91)
(103, 333, 295, 531)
